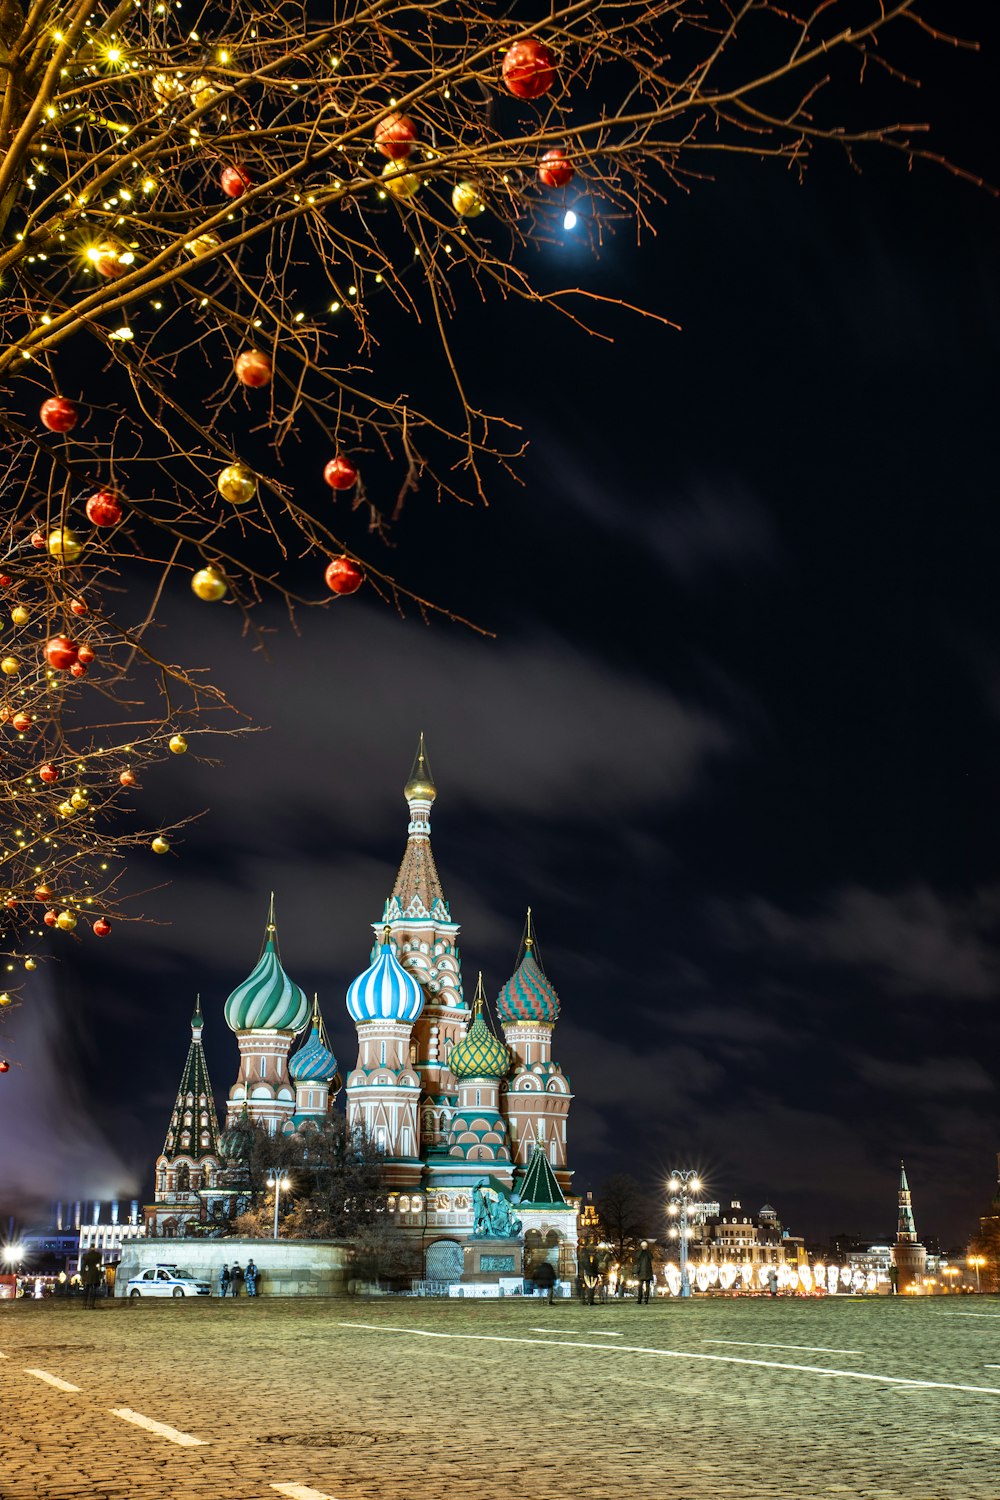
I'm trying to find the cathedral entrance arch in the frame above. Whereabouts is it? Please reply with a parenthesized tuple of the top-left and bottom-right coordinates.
(425, 1239, 463, 1282)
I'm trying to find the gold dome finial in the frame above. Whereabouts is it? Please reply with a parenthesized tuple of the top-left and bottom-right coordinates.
(266, 890, 277, 935)
(404, 731, 436, 804)
(473, 970, 486, 1013)
(525, 905, 534, 950)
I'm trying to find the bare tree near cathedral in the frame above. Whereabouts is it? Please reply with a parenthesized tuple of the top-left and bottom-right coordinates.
(0, 1, 981, 1007)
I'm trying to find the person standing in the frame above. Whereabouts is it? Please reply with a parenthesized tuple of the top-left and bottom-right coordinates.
(218, 1264, 231, 1298)
(229, 1262, 244, 1298)
(245, 1259, 259, 1297)
(81, 1247, 103, 1309)
(636, 1241, 654, 1305)
(533, 1258, 556, 1305)
(767, 1266, 778, 1297)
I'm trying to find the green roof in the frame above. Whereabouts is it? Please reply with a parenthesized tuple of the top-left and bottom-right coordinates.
(162, 997, 221, 1162)
(515, 1143, 567, 1209)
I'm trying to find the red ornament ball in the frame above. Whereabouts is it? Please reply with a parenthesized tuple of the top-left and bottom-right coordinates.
(375, 113, 416, 160)
(5, 897, 17, 909)
(234, 350, 272, 388)
(70, 661, 87, 678)
(323, 455, 359, 491)
(30, 530, 46, 549)
(94, 247, 127, 278)
(38, 765, 58, 784)
(0, 576, 10, 587)
(44, 634, 78, 671)
(69, 598, 88, 616)
(93, 917, 112, 937)
(0, 1060, 9, 1074)
(40, 397, 78, 433)
(119, 769, 137, 787)
(76, 644, 95, 665)
(34, 884, 53, 901)
(11, 712, 32, 732)
(221, 165, 251, 198)
(502, 37, 556, 100)
(43, 908, 58, 927)
(538, 148, 575, 188)
(85, 489, 122, 527)
(325, 555, 364, 595)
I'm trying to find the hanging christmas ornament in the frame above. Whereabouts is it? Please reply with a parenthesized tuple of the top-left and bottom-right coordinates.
(56, 909, 77, 931)
(57, 800, 74, 818)
(221, 165, 251, 198)
(10, 606, 30, 627)
(38, 765, 58, 784)
(234, 350, 272, 388)
(323, 455, 358, 491)
(152, 71, 186, 102)
(34, 885, 52, 901)
(43, 908, 57, 926)
(119, 769, 136, 787)
(0, 1061, 9, 1074)
(69, 599, 88, 616)
(48, 529, 84, 563)
(325, 555, 364, 595)
(1, 657, 20, 676)
(189, 76, 215, 108)
(191, 565, 227, 602)
(452, 180, 486, 218)
(185, 232, 222, 256)
(502, 37, 556, 99)
(375, 113, 416, 160)
(93, 918, 111, 937)
(70, 661, 87, 678)
(44, 635, 79, 671)
(90, 241, 133, 279)
(85, 489, 123, 526)
(538, 148, 575, 187)
(4, 897, 16, 909)
(31, 531, 46, 549)
(168, 734, 188, 754)
(40, 396, 78, 433)
(217, 463, 256, 505)
(24, 958, 37, 971)
(76, 645, 95, 665)
(381, 161, 420, 200)
(11, 712, 31, 731)
(151, 835, 170, 854)
(69, 790, 89, 810)
(0, 993, 10, 1006)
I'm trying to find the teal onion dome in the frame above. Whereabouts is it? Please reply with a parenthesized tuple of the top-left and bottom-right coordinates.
(346, 941, 423, 1024)
(496, 946, 560, 1025)
(224, 934, 310, 1034)
(219, 1109, 255, 1162)
(450, 1006, 510, 1081)
(289, 1024, 338, 1084)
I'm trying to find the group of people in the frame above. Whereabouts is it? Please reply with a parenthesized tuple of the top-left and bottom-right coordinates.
(218, 1259, 259, 1297)
(531, 1239, 657, 1305)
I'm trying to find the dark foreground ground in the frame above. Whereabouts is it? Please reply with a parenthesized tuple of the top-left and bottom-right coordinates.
(2, 1293, 1000, 1500)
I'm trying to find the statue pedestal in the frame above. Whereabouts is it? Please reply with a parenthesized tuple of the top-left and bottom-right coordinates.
(463, 1238, 522, 1283)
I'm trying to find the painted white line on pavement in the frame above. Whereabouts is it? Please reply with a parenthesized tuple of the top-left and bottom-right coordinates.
(937, 1313, 1000, 1319)
(110, 1408, 206, 1447)
(271, 1485, 339, 1500)
(340, 1323, 1000, 1399)
(25, 1368, 81, 1391)
(703, 1340, 863, 1355)
(530, 1327, 623, 1337)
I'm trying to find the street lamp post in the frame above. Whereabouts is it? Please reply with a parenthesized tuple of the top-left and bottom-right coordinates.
(667, 1171, 703, 1299)
(267, 1170, 290, 1240)
(968, 1254, 986, 1293)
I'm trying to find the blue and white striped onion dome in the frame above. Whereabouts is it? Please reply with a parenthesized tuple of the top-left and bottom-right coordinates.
(288, 1024, 338, 1084)
(224, 936, 310, 1033)
(346, 942, 424, 1024)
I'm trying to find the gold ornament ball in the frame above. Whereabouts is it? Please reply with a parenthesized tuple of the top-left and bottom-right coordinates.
(452, 180, 485, 218)
(189, 75, 216, 108)
(381, 162, 421, 200)
(168, 734, 188, 755)
(48, 528, 84, 564)
(10, 606, 30, 627)
(151, 835, 170, 855)
(69, 790, 89, 810)
(217, 463, 257, 505)
(58, 800, 74, 818)
(185, 232, 221, 257)
(56, 909, 77, 931)
(191, 566, 227, 602)
(1, 657, 19, 676)
(0, 992, 10, 1006)
(24, 958, 37, 971)
(152, 71, 186, 102)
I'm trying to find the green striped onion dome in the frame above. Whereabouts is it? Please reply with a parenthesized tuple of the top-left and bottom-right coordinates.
(224, 936, 310, 1034)
(449, 1009, 510, 1081)
(496, 947, 560, 1025)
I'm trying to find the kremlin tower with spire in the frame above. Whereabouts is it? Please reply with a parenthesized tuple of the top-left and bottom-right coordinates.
(891, 1161, 927, 1293)
(145, 737, 578, 1282)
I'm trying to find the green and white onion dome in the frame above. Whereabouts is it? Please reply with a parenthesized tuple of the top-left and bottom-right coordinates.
(449, 1009, 510, 1081)
(346, 941, 424, 1024)
(224, 935, 310, 1034)
(496, 947, 560, 1025)
(289, 1024, 338, 1084)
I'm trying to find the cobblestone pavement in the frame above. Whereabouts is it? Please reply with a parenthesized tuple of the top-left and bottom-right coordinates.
(3, 1294, 1000, 1500)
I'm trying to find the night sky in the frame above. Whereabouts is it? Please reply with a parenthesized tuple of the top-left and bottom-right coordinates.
(3, 6, 1000, 1248)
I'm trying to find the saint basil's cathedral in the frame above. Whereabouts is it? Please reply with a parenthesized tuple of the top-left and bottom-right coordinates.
(146, 739, 579, 1284)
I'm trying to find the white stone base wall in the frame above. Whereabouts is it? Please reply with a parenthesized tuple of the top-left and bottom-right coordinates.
(115, 1238, 351, 1297)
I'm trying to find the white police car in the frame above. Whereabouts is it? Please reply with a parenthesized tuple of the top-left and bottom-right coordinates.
(125, 1264, 212, 1298)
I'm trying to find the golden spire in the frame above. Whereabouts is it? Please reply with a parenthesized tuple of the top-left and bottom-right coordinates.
(404, 731, 436, 804)
(473, 970, 486, 1013)
(525, 906, 534, 950)
(266, 890, 277, 935)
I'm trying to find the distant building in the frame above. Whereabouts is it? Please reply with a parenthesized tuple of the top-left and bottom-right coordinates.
(689, 1199, 805, 1280)
(891, 1161, 927, 1293)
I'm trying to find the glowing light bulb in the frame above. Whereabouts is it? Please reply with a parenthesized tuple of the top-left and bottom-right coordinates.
(563, 210, 578, 231)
